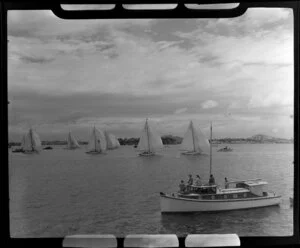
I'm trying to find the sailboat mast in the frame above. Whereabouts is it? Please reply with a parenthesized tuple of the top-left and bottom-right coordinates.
(146, 119, 150, 152)
(94, 127, 97, 152)
(209, 122, 212, 175)
(30, 128, 34, 151)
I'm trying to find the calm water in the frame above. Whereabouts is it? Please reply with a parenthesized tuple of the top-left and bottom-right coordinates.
(9, 144, 293, 237)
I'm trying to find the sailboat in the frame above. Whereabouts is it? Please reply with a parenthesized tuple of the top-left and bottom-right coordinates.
(160, 123, 281, 212)
(86, 127, 107, 154)
(180, 120, 210, 155)
(104, 131, 120, 150)
(21, 128, 42, 154)
(137, 118, 163, 156)
(66, 131, 80, 149)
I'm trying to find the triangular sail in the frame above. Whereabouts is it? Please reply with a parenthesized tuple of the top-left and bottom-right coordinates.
(67, 131, 80, 149)
(194, 125, 210, 154)
(180, 121, 210, 154)
(180, 122, 196, 152)
(21, 133, 32, 151)
(21, 128, 42, 152)
(87, 127, 107, 152)
(105, 131, 120, 149)
(137, 119, 163, 153)
(147, 124, 164, 152)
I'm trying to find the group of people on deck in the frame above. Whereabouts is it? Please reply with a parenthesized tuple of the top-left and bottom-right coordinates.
(179, 175, 230, 193)
(179, 174, 216, 193)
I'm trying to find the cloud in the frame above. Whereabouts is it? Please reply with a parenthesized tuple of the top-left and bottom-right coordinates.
(245, 8, 290, 27)
(7, 9, 294, 140)
(174, 108, 188, 114)
(248, 92, 293, 108)
(19, 54, 55, 64)
(201, 100, 218, 109)
(8, 10, 154, 39)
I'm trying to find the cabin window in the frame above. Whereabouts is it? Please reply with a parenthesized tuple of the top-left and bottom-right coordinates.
(243, 193, 247, 197)
(211, 196, 215, 200)
(224, 195, 227, 199)
(233, 194, 237, 198)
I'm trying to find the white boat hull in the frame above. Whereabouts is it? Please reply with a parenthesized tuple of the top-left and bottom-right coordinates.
(160, 193, 281, 212)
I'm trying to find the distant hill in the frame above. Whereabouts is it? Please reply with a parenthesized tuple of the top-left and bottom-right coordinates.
(249, 134, 292, 143)
(215, 134, 293, 144)
(250, 134, 276, 141)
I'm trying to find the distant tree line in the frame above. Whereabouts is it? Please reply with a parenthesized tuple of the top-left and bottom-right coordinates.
(8, 135, 293, 147)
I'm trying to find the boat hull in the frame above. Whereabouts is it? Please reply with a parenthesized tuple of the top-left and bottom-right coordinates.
(86, 151, 104, 154)
(160, 193, 281, 212)
(139, 152, 155, 156)
(217, 149, 233, 152)
(181, 151, 201, 155)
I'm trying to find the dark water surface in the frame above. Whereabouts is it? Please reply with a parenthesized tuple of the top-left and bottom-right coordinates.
(9, 144, 293, 237)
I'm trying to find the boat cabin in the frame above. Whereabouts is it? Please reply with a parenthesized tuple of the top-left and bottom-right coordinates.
(177, 179, 270, 200)
(226, 179, 269, 197)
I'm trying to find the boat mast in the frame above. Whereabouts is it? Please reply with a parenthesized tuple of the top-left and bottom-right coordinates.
(209, 122, 212, 175)
(94, 126, 97, 152)
(30, 128, 34, 151)
(146, 118, 151, 153)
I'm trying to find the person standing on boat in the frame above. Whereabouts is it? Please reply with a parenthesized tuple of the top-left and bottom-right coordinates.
(179, 180, 186, 193)
(225, 177, 229, 188)
(187, 174, 193, 191)
(209, 174, 216, 185)
(195, 175, 202, 186)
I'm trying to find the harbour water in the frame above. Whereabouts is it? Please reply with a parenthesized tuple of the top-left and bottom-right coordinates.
(9, 143, 293, 237)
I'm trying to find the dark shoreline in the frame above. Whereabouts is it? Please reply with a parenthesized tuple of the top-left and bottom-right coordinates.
(8, 134, 293, 147)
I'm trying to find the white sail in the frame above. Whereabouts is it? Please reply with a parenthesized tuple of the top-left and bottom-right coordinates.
(180, 121, 210, 154)
(87, 127, 107, 153)
(105, 131, 120, 149)
(67, 131, 80, 149)
(137, 119, 163, 153)
(21, 128, 42, 152)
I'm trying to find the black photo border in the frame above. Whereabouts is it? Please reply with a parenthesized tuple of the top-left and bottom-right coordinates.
(1, 0, 299, 247)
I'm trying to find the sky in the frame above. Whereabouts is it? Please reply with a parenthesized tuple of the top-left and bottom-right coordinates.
(7, 6, 294, 141)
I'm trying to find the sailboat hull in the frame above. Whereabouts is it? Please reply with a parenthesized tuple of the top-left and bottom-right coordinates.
(160, 193, 281, 212)
(181, 151, 201, 155)
(86, 151, 104, 154)
(139, 151, 156, 156)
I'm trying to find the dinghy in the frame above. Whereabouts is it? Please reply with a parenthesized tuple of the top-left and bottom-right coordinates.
(86, 127, 107, 154)
(104, 131, 120, 150)
(137, 118, 163, 156)
(180, 121, 210, 155)
(66, 131, 80, 149)
(160, 123, 281, 212)
(217, 146, 233, 152)
(43, 146, 53, 150)
(21, 128, 42, 154)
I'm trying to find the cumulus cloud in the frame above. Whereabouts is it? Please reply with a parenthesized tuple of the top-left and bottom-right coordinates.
(7, 8, 294, 139)
(201, 100, 219, 109)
